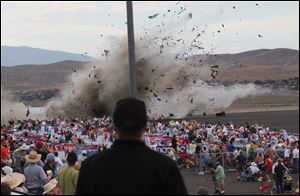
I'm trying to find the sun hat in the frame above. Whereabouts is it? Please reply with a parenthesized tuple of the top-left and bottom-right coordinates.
(43, 179, 57, 195)
(1, 173, 25, 189)
(25, 150, 41, 163)
(20, 143, 30, 150)
(2, 166, 13, 175)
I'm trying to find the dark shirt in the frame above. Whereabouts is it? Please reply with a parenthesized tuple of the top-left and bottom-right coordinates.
(171, 138, 177, 149)
(274, 163, 286, 178)
(76, 139, 188, 195)
(35, 149, 48, 163)
(227, 144, 235, 153)
(237, 154, 246, 165)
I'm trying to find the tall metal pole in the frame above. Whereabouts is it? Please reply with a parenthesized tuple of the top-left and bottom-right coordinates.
(126, 1, 137, 97)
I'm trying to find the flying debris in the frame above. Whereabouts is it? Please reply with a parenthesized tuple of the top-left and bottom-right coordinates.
(233, 6, 236, 9)
(148, 13, 159, 19)
(190, 98, 193, 103)
(157, 98, 161, 101)
(256, 3, 259, 6)
(211, 69, 218, 79)
(169, 113, 174, 117)
(97, 80, 101, 84)
(166, 87, 174, 90)
(104, 50, 110, 59)
(188, 13, 192, 19)
(159, 45, 164, 54)
(26, 108, 30, 117)
(94, 74, 99, 79)
(191, 45, 204, 50)
(211, 65, 219, 69)
(258, 34, 263, 38)
(145, 87, 149, 91)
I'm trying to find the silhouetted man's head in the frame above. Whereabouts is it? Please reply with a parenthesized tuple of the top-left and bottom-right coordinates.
(113, 97, 147, 138)
(67, 151, 78, 166)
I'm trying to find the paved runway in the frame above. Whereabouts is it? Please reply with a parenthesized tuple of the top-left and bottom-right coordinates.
(181, 110, 299, 195)
(185, 110, 299, 133)
(181, 169, 299, 195)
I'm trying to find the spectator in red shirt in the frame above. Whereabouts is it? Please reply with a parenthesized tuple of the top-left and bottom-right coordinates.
(1, 125, 8, 134)
(264, 155, 273, 175)
(1, 136, 11, 166)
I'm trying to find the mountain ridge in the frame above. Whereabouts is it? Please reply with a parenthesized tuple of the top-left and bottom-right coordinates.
(1, 45, 97, 66)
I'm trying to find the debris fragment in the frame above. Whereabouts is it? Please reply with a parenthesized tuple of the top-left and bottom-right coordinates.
(148, 13, 159, 19)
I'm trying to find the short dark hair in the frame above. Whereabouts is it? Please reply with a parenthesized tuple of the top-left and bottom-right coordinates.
(113, 97, 147, 133)
(54, 152, 58, 157)
(1, 182, 11, 195)
(67, 151, 78, 166)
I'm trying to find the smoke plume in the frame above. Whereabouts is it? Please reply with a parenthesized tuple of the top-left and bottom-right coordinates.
(46, 13, 269, 119)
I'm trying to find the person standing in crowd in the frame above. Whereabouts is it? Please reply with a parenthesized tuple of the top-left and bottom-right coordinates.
(274, 158, 286, 194)
(1, 136, 11, 167)
(292, 145, 299, 173)
(211, 161, 225, 195)
(76, 97, 187, 194)
(35, 141, 49, 163)
(264, 155, 273, 175)
(236, 151, 246, 181)
(57, 151, 79, 195)
(24, 150, 50, 195)
(172, 135, 178, 153)
(284, 145, 291, 164)
(54, 151, 63, 169)
(256, 144, 264, 157)
(256, 153, 264, 170)
(43, 153, 57, 179)
(265, 144, 274, 161)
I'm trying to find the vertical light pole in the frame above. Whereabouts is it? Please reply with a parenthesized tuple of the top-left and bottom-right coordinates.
(126, 1, 137, 97)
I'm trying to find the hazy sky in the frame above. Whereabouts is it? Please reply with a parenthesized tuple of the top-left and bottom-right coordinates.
(1, 1, 299, 58)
